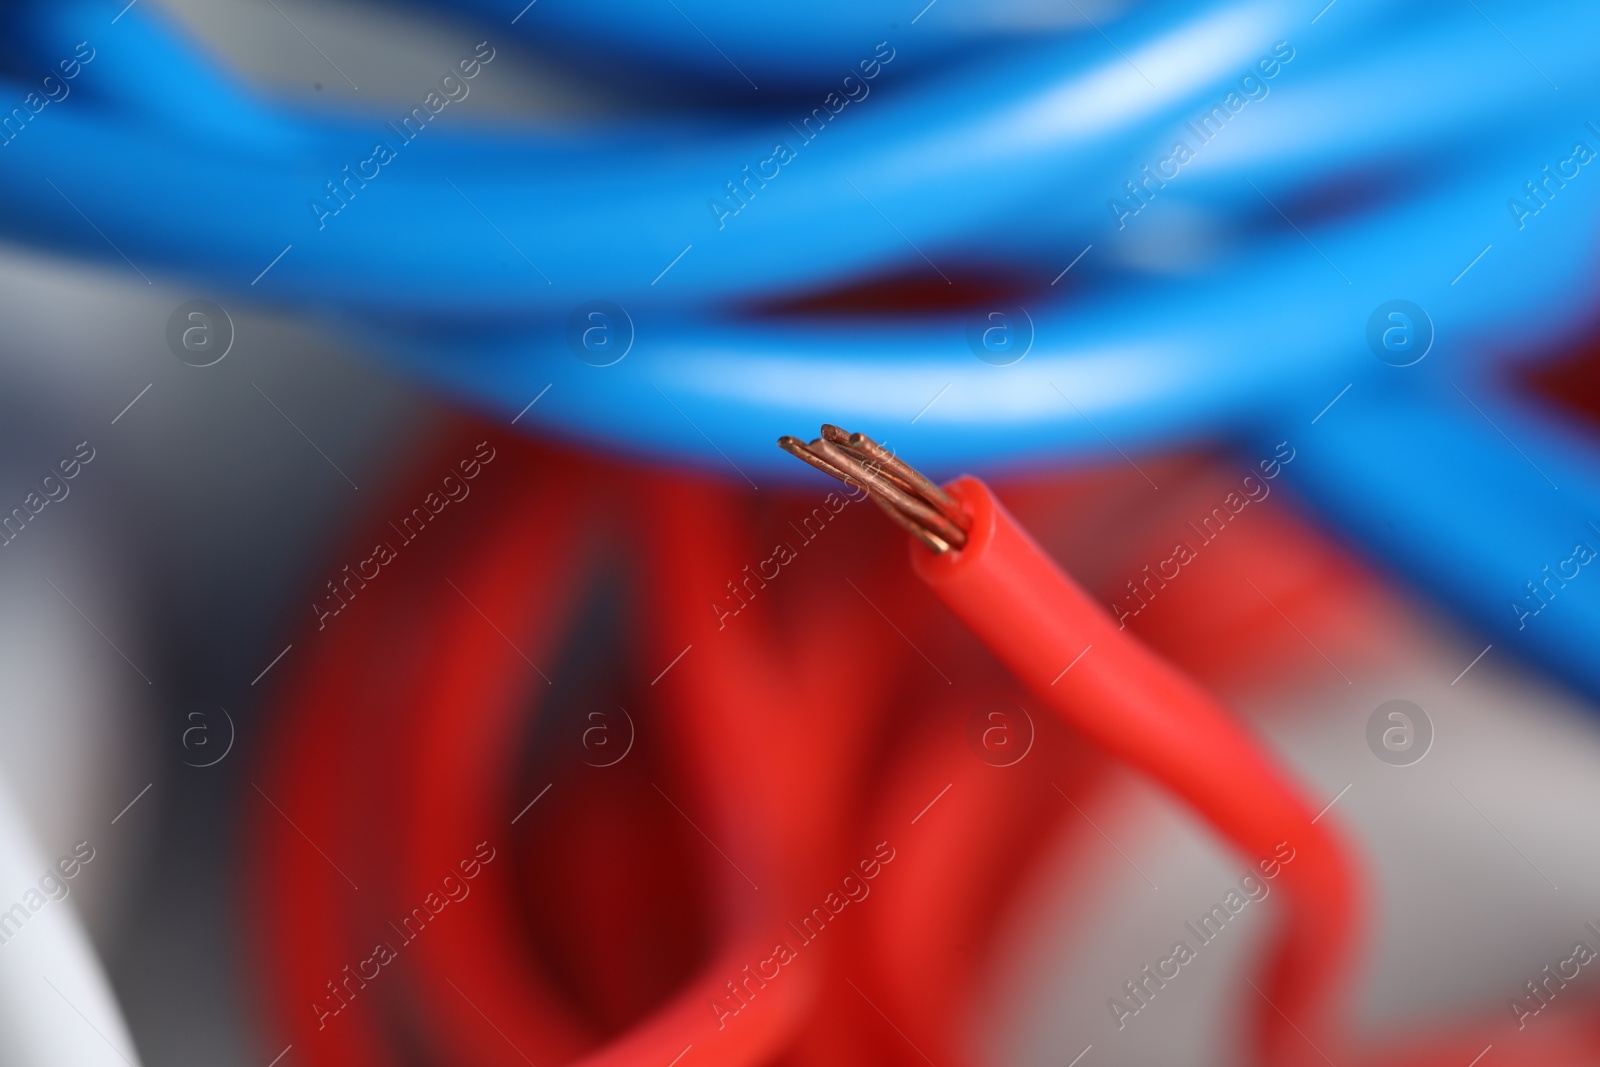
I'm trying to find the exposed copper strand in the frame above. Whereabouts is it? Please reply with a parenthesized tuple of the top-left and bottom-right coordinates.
(846, 431, 961, 519)
(866, 492, 950, 553)
(776, 425, 970, 553)
(818, 425, 942, 507)
(810, 439, 967, 547)
(784, 432, 918, 505)
(778, 435, 861, 488)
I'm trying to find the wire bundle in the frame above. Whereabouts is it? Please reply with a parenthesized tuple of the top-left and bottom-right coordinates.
(1, 0, 1597, 1060)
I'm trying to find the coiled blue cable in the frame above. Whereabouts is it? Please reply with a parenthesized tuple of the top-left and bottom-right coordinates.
(4, 0, 1600, 699)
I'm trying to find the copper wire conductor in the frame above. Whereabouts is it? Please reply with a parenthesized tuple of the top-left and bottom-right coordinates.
(777, 426, 971, 553)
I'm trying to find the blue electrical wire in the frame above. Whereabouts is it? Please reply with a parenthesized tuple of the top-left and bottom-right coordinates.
(6, 0, 1592, 311)
(4, 0, 1600, 700)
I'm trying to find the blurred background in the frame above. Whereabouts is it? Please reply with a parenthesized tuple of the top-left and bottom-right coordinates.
(2, 0, 1600, 1064)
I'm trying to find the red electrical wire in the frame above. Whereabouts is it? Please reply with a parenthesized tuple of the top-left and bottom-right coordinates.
(912, 471, 1359, 1066)
(787, 425, 1600, 1067)
(250, 422, 1600, 1067)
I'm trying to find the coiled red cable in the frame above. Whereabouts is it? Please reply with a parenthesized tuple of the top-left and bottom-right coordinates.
(250, 425, 1600, 1066)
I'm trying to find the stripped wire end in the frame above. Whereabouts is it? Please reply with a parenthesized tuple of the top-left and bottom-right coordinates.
(777, 425, 971, 553)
